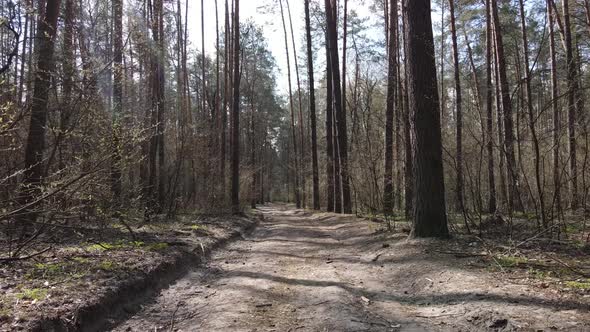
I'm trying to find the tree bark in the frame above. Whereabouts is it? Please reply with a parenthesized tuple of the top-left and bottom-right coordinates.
(231, 0, 241, 214)
(548, 0, 562, 217)
(279, 0, 301, 208)
(112, 0, 123, 210)
(491, 0, 520, 213)
(485, 0, 497, 213)
(326, 39, 335, 212)
(562, 0, 579, 210)
(518, 0, 546, 227)
(285, 0, 306, 208)
(304, 0, 320, 210)
(383, 0, 397, 215)
(17, 0, 62, 226)
(448, 0, 463, 214)
(404, 0, 449, 238)
(325, 0, 352, 214)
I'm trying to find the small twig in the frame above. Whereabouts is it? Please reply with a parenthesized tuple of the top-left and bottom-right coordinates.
(433, 250, 488, 258)
(415, 312, 462, 318)
(371, 252, 383, 262)
(204, 291, 217, 299)
(0, 247, 52, 263)
(350, 319, 388, 327)
(545, 253, 590, 278)
(168, 302, 182, 332)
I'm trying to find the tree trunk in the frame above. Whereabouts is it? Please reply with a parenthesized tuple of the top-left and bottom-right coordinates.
(325, 0, 352, 214)
(401, 5, 413, 220)
(491, 0, 520, 214)
(304, 0, 320, 210)
(231, 0, 241, 214)
(548, 0, 562, 218)
(286, 0, 306, 208)
(404, 0, 449, 238)
(112, 0, 123, 211)
(448, 0, 463, 214)
(326, 41, 335, 212)
(17, 0, 61, 226)
(383, 0, 397, 215)
(518, 0, 546, 227)
(222, 0, 230, 197)
(485, 0, 497, 213)
(279, 0, 301, 208)
(562, 0, 579, 210)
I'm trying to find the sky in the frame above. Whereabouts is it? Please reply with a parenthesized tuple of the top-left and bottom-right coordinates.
(187, 0, 306, 94)
(185, 0, 381, 95)
(183, 1, 448, 96)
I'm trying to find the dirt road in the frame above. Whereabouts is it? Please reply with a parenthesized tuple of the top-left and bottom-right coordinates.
(113, 205, 589, 331)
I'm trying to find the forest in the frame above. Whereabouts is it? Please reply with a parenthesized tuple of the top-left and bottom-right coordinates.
(0, 0, 589, 330)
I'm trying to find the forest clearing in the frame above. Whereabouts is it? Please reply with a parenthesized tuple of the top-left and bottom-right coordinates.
(1, 0, 590, 330)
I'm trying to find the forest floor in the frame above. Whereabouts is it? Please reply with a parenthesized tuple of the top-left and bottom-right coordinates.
(0, 212, 258, 331)
(113, 204, 590, 332)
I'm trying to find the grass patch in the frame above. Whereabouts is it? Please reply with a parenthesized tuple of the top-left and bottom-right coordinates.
(25, 262, 64, 280)
(565, 280, 590, 290)
(16, 288, 48, 301)
(146, 242, 168, 251)
(495, 255, 528, 268)
(190, 224, 208, 231)
(86, 240, 168, 252)
(98, 260, 116, 271)
(0, 296, 10, 318)
(72, 257, 90, 264)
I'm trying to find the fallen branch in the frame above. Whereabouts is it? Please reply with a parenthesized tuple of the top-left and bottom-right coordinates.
(545, 253, 590, 278)
(433, 250, 488, 258)
(0, 247, 52, 263)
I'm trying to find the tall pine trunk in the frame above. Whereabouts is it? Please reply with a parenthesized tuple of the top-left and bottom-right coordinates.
(230, 0, 241, 213)
(279, 0, 301, 208)
(563, 0, 579, 210)
(17, 0, 61, 227)
(326, 42, 335, 212)
(518, 0, 546, 227)
(304, 0, 320, 210)
(325, 0, 351, 214)
(548, 0, 562, 217)
(491, 0, 520, 214)
(448, 0, 464, 214)
(231, 0, 241, 214)
(485, 0, 497, 213)
(286, 0, 306, 208)
(112, 0, 123, 211)
(383, 0, 397, 215)
(404, 0, 449, 238)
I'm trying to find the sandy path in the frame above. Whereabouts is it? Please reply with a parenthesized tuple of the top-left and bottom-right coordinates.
(113, 205, 589, 332)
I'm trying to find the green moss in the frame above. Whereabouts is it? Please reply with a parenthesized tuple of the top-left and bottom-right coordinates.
(0, 296, 10, 317)
(495, 255, 527, 267)
(72, 257, 90, 264)
(565, 280, 590, 290)
(86, 242, 121, 251)
(190, 224, 208, 231)
(528, 268, 550, 279)
(98, 260, 116, 271)
(16, 288, 48, 301)
(26, 262, 64, 279)
(86, 240, 142, 251)
(146, 242, 168, 251)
